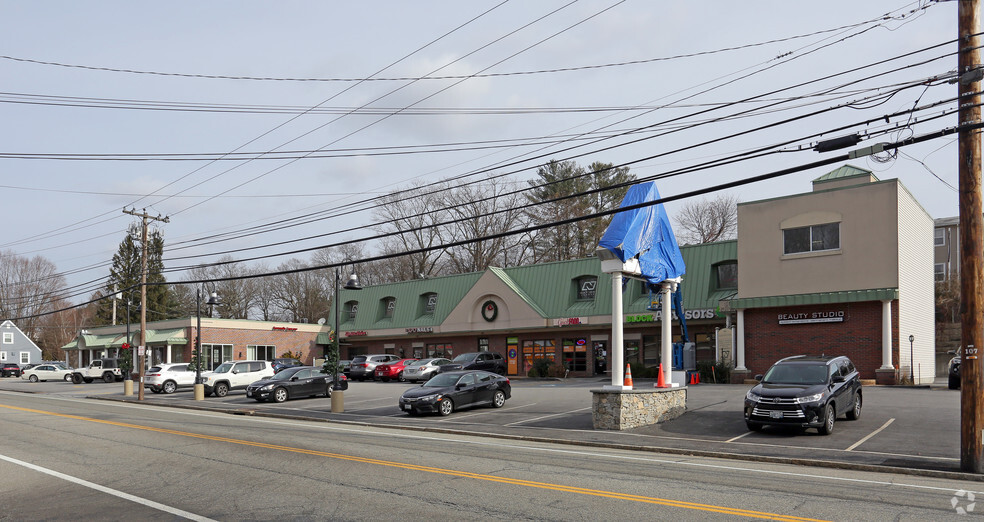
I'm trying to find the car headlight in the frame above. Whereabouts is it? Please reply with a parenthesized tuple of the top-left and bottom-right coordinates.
(417, 394, 442, 404)
(794, 393, 824, 404)
(745, 390, 761, 402)
(260, 384, 274, 390)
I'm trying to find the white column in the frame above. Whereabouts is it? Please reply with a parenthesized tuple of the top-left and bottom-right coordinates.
(661, 281, 673, 386)
(604, 272, 627, 390)
(880, 299, 894, 369)
(736, 310, 747, 370)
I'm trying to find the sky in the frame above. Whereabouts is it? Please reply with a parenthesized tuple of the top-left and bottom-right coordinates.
(0, 1, 970, 304)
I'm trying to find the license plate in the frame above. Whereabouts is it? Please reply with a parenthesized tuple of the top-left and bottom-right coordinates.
(770, 411, 783, 419)
(400, 404, 407, 410)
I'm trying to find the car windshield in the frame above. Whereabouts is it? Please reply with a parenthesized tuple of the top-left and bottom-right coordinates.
(212, 362, 233, 374)
(424, 373, 463, 387)
(406, 360, 428, 367)
(452, 353, 478, 362)
(763, 363, 828, 385)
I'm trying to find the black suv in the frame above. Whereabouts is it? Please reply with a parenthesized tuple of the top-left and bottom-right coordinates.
(438, 352, 507, 375)
(744, 355, 862, 435)
(1, 363, 22, 378)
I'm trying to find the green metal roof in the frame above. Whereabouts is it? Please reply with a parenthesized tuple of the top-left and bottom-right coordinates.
(335, 241, 739, 330)
(812, 164, 877, 184)
(731, 288, 898, 309)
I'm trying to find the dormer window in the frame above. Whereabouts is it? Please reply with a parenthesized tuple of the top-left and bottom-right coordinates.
(345, 301, 359, 321)
(714, 261, 737, 290)
(383, 297, 397, 318)
(423, 293, 438, 315)
(576, 276, 597, 301)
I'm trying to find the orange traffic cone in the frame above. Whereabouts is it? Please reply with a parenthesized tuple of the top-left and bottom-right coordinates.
(624, 364, 633, 388)
(656, 364, 667, 388)
(694, 372, 700, 384)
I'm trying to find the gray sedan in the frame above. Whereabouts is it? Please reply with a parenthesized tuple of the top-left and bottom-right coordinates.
(402, 358, 452, 383)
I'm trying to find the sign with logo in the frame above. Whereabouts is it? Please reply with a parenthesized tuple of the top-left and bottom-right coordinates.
(405, 327, 434, 334)
(778, 311, 845, 325)
(272, 326, 298, 332)
(625, 308, 718, 323)
(553, 317, 586, 327)
(344, 331, 368, 337)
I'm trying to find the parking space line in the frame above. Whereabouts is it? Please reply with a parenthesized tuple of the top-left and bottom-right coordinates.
(504, 407, 591, 427)
(437, 402, 541, 422)
(845, 418, 894, 451)
(725, 431, 754, 443)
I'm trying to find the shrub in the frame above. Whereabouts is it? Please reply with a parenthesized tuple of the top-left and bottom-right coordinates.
(696, 360, 732, 383)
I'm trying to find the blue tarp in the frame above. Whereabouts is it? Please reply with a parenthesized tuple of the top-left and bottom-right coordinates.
(597, 181, 686, 285)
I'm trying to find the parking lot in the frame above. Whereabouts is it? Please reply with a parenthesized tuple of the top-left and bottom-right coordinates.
(0, 375, 963, 475)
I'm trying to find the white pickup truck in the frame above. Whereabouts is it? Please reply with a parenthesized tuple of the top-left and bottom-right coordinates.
(71, 358, 124, 384)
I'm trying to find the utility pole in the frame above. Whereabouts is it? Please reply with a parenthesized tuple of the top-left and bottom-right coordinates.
(123, 208, 169, 401)
(958, 0, 983, 473)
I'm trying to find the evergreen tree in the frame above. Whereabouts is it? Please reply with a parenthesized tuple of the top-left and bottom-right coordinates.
(95, 223, 177, 328)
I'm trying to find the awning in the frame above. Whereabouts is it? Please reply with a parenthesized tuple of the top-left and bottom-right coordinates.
(316, 332, 334, 345)
(730, 288, 899, 310)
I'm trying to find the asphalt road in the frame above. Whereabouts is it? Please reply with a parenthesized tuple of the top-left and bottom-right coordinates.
(0, 375, 965, 475)
(0, 390, 980, 520)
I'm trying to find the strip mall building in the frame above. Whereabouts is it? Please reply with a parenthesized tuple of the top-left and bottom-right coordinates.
(62, 165, 935, 385)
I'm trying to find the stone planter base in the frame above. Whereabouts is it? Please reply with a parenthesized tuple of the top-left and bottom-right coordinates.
(591, 387, 687, 430)
(875, 368, 898, 385)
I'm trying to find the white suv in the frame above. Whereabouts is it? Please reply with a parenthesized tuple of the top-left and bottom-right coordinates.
(201, 360, 275, 397)
(145, 363, 197, 394)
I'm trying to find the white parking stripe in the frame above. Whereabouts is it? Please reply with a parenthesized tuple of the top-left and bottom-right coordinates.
(504, 407, 591, 426)
(845, 418, 895, 451)
(0, 453, 216, 521)
(725, 431, 754, 443)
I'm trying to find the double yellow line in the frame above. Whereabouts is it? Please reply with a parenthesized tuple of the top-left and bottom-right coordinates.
(2, 403, 827, 521)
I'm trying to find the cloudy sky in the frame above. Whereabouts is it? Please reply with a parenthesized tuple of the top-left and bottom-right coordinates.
(0, 1, 967, 302)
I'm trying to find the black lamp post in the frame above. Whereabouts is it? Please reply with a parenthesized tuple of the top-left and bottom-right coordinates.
(195, 284, 221, 400)
(908, 334, 915, 384)
(331, 267, 362, 412)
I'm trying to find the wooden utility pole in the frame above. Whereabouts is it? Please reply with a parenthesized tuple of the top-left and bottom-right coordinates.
(958, 0, 983, 473)
(123, 208, 169, 401)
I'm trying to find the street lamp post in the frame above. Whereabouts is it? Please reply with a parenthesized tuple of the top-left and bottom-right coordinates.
(331, 267, 362, 413)
(194, 284, 221, 401)
(909, 334, 915, 384)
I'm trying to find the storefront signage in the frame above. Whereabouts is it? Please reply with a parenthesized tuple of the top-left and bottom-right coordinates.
(778, 311, 845, 325)
(625, 309, 718, 323)
(553, 317, 586, 327)
(272, 326, 298, 332)
(405, 327, 434, 334)
(344, 331, 368, 337)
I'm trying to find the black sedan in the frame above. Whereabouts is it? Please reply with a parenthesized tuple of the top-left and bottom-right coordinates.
(246, 366, 335, 403)
(399, 370, 510, 416)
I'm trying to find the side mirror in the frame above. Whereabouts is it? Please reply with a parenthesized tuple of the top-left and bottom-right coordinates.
(754, 374, 763, 381)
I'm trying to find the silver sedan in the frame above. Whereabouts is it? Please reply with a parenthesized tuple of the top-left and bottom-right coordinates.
(402, 358, 452, 383)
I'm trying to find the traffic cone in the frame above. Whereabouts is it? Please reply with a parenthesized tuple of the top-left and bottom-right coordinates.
(624, 364, 633, 388)
(695, 372, 700, 384)
(688, 373, 695, 385)
(656, 364, 667, 388)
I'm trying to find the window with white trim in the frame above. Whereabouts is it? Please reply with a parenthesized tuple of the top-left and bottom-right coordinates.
(783, 222, 840, 255)
(934, 228, 945, 247)
(0, 352, 6, 361)
(935, 263, 946, 282)
(20, 352, 29, 364)
(2, 332, 12, 344)
(247, 345, 276, 361)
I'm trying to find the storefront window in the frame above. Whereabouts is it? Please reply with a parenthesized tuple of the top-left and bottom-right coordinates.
(562, 338, 588, 372)
(522, 339, 556, 374)
(624, 340, 640, 366)
(202, 343, 233, 370)
(426, 343, 454, 358)
(247, 345, 276, 361)
(642, 335, 660, 367)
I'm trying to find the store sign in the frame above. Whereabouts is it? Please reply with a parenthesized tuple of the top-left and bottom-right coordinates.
(625, 309, 718, 323)
(345, 331, 368, 337)
(406, 327, 434, 334)
(272, 326, 298, 332)
(778, 311, 845, 325)
(554, 317, 586, 327)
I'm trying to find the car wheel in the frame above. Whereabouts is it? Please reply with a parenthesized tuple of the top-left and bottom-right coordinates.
(438, 398, 454, 416)
(397, 371, 406, 382)
(324, 385, 332, 398)
(64, 374, 73, 382)
(846, 393, 862, 420)
(162, 381, 177, 394)
(214, 382, 229, 397)
(29, 375, 38, 383)
(102, 372, 115, 383)
(745, 421, 763, 432)
(71, 373, 83, 384)
(491, 390, 506, 408)
(272, 387, 288, 403)
(949, 375, 960, 390)
(818, 404, 836, 435)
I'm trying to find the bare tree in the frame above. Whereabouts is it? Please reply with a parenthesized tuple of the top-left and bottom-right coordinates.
(373, 181, 449, 281)
(444, 174, 526, 272)
(270, 259, 329, 323)
(0, 250, 66, 341)
(674, 193, 739, 245)
(184, 256, 261, 319)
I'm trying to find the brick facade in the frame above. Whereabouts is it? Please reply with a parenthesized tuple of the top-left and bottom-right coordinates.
(193, 326, 323, 364)
(743, 300, 898, 379)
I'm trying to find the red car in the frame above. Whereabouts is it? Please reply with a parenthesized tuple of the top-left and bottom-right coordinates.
(374, 359, 419, 382)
